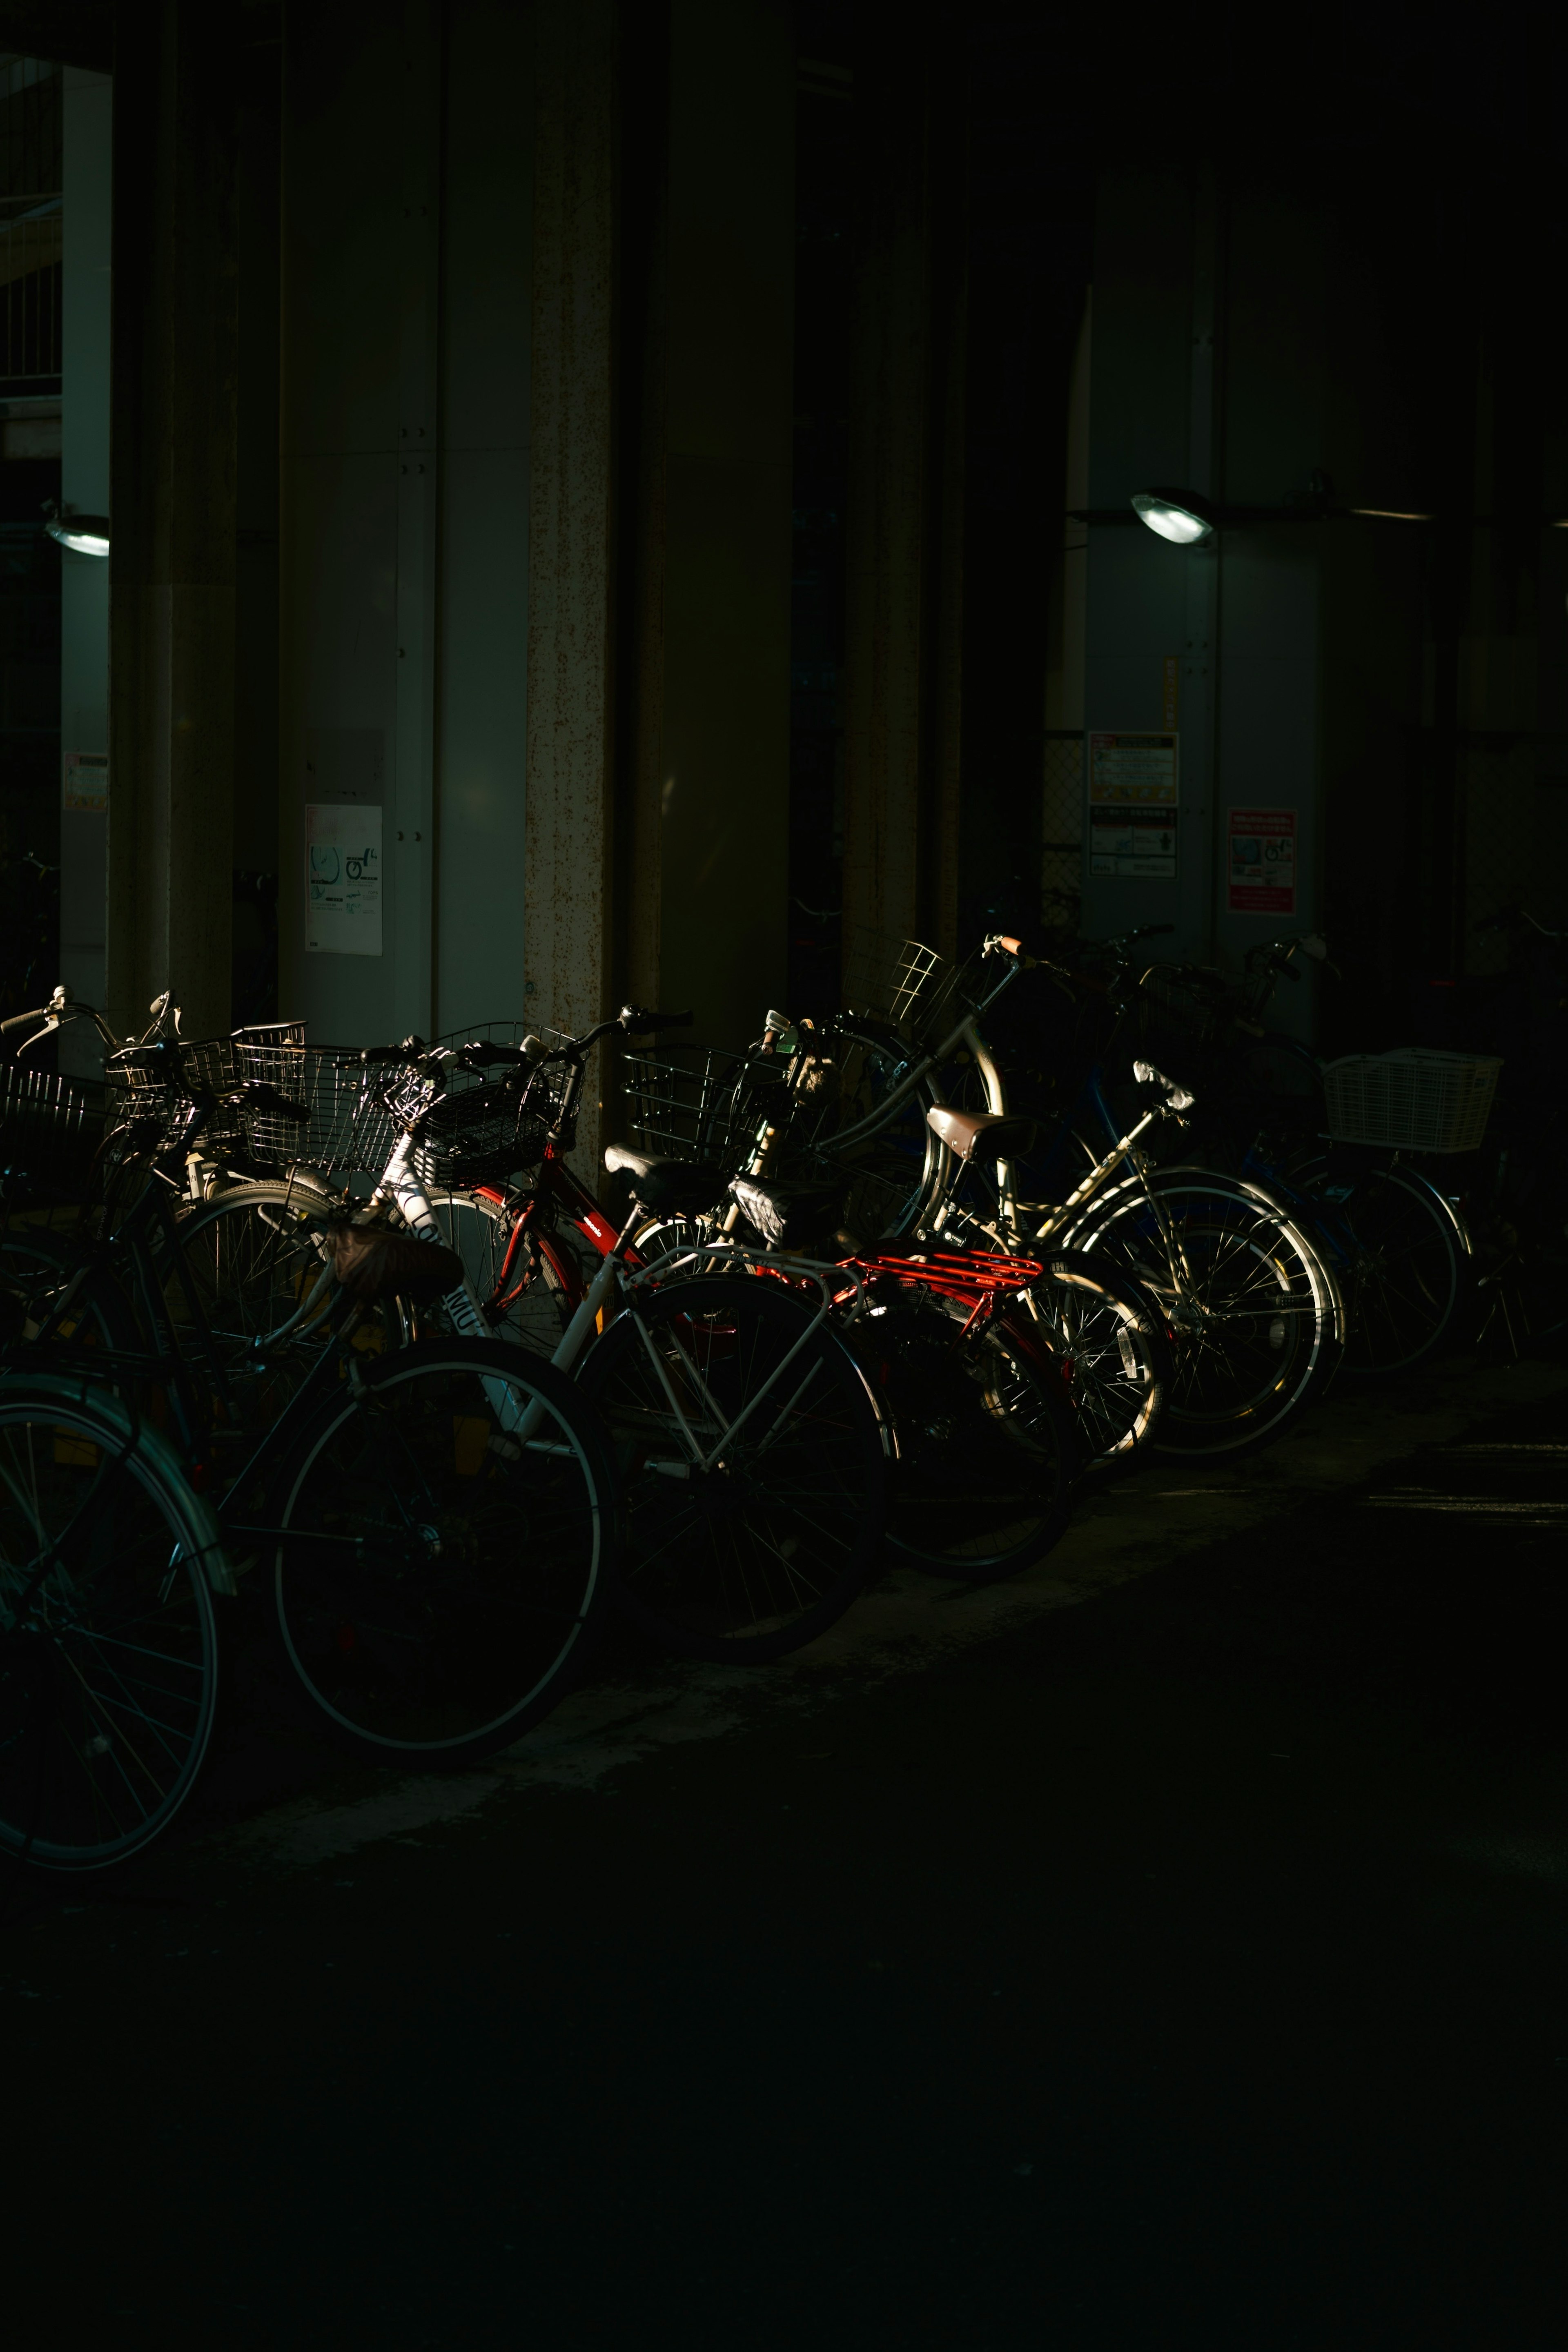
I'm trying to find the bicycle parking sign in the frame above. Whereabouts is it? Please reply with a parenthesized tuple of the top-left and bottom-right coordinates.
(1227, 806, 1296, 915)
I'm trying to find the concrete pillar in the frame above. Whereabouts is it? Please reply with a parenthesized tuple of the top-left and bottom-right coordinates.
(106, 0, 238, 1044)
(653, 0, 794, 1048)
(58, 62, 111, 1075)
(841, 24, 965, 974)
(526, 0, 616, 1165)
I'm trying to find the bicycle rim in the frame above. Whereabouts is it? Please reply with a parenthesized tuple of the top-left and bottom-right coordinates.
(272, 1344, 614, 1762)
(866, 1294, 1078, 1578)
(1067, 1172, 1342, 1456)
(0, 1384, 224, 1870)
(578, 1275, 888, 1660)
(1292, 1159, 1469, 1374)
(418, 1188, 577, 1354)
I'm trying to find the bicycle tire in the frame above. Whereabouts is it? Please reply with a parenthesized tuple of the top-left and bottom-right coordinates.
(0, 1225, 141, 1361)
(1025, 1249, 1173, 1473)
(770, 1018, 945, 1240)
(172, 1177, 370, 1427)
(577, 1274, 889, 1661)
(414, 1187, 577, 1354)
(0, 1376, 227, 1871)
(270, 1342, 617, 1764)
(1288, 1156, 1471, 1374)
(1064, 1168, 1345, 1457)
(860, 1290, 1080, 1579)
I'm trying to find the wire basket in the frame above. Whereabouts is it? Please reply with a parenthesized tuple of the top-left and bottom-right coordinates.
(103, 1043, 200, 1156)
(1322, 1049, 1501, 1154)
(624, 1042, 790, 1174)
(840, 929, 951, 1036)
(231, 1041, 405, 1177)
(0, 1063, 107, 1197)
(406, 1021, 572, 1188)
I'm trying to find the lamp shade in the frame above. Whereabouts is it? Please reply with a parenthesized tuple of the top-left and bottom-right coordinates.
(44, 507, 110, 558)
(1131, 489, 1214, 545)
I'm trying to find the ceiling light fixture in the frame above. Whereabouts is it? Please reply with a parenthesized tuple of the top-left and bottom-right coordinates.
(1130, 488, 1215, 545)
(43, 501, 109, 558)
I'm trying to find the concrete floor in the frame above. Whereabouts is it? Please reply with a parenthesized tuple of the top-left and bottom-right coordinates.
(6, 1359, 1568, 2349)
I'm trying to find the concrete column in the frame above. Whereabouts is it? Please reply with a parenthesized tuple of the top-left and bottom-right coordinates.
(106, 0, 238, 1043)
(58, 62, 111, 1075)
(841, 23, 965, 971)
(526, 0, 616, 1165)
(654, 0, 793, 1048)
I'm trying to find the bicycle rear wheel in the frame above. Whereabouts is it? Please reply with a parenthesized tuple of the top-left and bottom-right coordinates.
(1290, 1156, 1470, 1374)
(1025, 1251, 1172, 1472)
(0, 1379, 226, 1870)
(577, 1275, 889, 1661)
(271, 1343, 616, 1764)
(1066, 1170, 1344, 1457)
(863, 1292, 1080, 1579)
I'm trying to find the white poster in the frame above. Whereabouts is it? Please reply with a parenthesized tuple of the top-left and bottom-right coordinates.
(306, 803, 383, 956)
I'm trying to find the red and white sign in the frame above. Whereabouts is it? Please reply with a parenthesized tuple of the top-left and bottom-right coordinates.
(1227, 807, 1296, 915)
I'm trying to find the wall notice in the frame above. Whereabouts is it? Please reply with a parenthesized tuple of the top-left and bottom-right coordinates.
(1227, 806, 1297, 915)
(1088, 731, 1178, 881)
(306, 802, 383, 955)
(63, 751, 107, 812)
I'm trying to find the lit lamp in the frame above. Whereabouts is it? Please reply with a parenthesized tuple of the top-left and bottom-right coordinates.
(1130, 488, 1215, 545)
(43, 500, 110, 558)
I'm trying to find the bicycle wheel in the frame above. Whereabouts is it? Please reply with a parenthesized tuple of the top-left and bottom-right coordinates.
(271, 1343, 617, 1764)
(577, 1275, 889, 1661)
(0, 1226, 141, 1360)
(171, 1177, 362, 1426)
(415, 1187, 577, 1354)
(862, 1291, 1079, 1579)
(1066, 1169, 1344, 1457)
(0, 1377, 226, 1870)
(1025, 1250, 1172, 1473)
(1289, 1156, 1470, 1374)
(773, 1019, 943, 1240)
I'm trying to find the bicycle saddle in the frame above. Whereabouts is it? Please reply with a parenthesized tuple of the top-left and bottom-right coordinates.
(603, 1145, 728, 1216)
(925, 1107, 1039, 1161)
(729, 1175, 846, 1251)
(323, 1223, 464, 1302)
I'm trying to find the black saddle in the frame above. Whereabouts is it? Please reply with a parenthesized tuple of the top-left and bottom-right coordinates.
(728, 1175, 846, 1251)
(603, 1145, 728, 1216)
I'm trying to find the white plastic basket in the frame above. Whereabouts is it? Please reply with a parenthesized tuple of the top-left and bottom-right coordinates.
(1321, 1048, 1501, 1154)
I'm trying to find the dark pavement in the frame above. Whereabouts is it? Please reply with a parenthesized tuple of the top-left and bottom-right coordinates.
(6, 1377, 1568, 2350)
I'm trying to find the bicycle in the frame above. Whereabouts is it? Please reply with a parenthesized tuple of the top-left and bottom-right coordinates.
(1105, 932, 1476, 1374)
(705, 933, 1342, 1459)
(0, 1036, 622, 1871)
(134, 1010, 897, 1666)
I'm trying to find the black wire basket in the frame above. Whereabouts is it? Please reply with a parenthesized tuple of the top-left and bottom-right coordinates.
(410, 1022, 570, 1189)
(230, 1041, 408, 1177)
(0, 1062, 107, 1199)
(623, 1041, 790, 1174)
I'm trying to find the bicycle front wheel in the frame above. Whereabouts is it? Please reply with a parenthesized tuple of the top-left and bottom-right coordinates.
(0, 1379, 226, 1870)
(271, 1344, 617, 1764)
(577, 1276, 889, 1661)
(1066, 1170, 1344, 1457)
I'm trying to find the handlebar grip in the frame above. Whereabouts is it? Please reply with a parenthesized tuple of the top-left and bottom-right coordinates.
(460, 1040, 527, 1067)
(620, 1005, 693, 1032)
(229, 1082, 310, 1122)
(0, 1008, 47, 1038)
